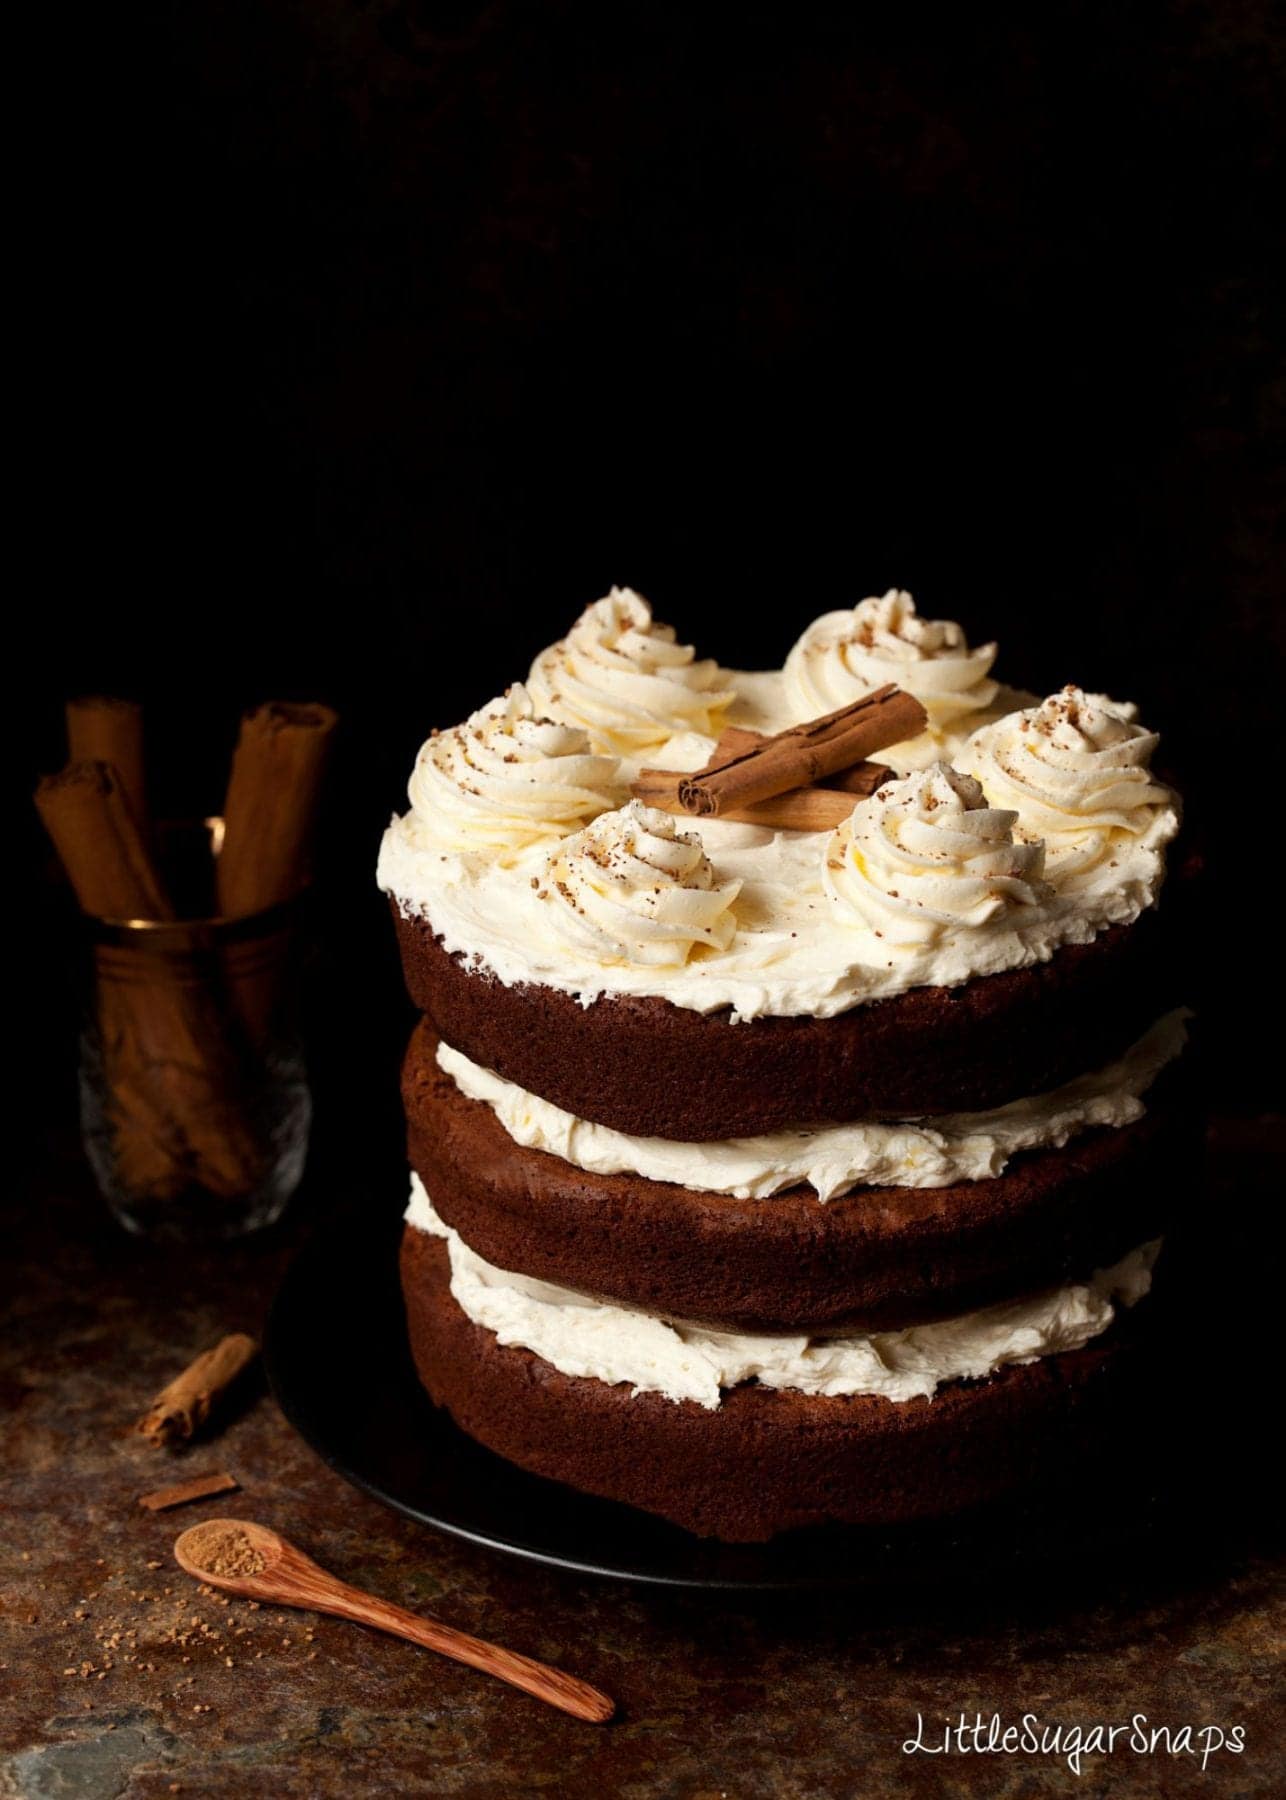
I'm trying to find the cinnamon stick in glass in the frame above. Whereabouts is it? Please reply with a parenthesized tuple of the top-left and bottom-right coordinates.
(215, 701, 336, 1039)
(35, 762, 266, 1200)
(217, 702, 338, 918)
(37, 758, 171, 922)
(65, 697, 148, 841)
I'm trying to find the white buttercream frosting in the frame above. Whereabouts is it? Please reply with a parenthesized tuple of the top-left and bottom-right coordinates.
(784, 591, 1000, 765)
(378, 604, 1180, 1019)
(958, 686, 1178, 882)
(406, 1176, 1159, 1410)
(538, 800, 742, 968)
(402, 684, 624, 863)
(825, 763, 1052, 949)
(435, 1009, 1189, 1199)
(378, 769, 1170, 1018)
(527, 587, 734, 754)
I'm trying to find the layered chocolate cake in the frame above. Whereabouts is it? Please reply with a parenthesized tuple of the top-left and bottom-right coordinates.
(378, 587, 1188, 1541)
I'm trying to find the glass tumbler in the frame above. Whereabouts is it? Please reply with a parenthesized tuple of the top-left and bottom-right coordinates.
(78, 822, 312, 1240)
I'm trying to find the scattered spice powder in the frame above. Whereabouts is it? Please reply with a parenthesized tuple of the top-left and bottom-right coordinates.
(56, 1553, 317, 1711)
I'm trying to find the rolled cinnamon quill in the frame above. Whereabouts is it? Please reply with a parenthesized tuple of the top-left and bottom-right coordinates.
(65, 697, 148, 840)
(35, 762, 266, 1201)
(631, 771, 863, 831)
(89, 944, 268, 1199)
(136, 1334, 258, 1448)
(706, 725, 893, 797)
(217, 702, 338, 919)
(676, 686, 926, 818)
(36, 760, 172, 922)
(216, 701, 336, 1039)
(633, 718, 896, 830)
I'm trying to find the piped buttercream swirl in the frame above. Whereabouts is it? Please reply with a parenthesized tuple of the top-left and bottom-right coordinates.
(527, 587, 734, 754)
(825, 763, 1051, 947)
(958, 686, 1177, 880)
(405, 685, 624, 862)
(539, 800, 741, 967)
(785, 591, 998, 755)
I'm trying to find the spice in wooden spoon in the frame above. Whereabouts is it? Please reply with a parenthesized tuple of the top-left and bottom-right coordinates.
(174, 1519, 615, 1724)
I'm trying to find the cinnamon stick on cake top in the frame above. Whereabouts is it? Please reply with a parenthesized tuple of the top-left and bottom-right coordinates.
(675, 686, 925, 818)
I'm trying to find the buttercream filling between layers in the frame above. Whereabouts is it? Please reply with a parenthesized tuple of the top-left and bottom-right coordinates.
(433, 1009, 1189, 1200)
(405, 1176, 1159, 1411)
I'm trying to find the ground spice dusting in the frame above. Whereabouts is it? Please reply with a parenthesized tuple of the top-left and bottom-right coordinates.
(182, 1523, 266, 1579)
(55, 1550, 323, 1702)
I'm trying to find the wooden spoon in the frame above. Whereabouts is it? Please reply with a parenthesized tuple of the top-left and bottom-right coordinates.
(174, 1518, 614, 1724)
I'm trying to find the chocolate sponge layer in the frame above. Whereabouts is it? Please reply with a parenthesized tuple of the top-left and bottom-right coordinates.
(404, 1018, 1190, 1333)
(400, 1226, 1140, 1541)
(392, 901, 1169, 1138)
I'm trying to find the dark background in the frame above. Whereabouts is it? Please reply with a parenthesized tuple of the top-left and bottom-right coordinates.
(21, 1, 1282, 1183)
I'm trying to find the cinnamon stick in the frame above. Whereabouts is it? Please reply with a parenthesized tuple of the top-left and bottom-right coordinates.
(707, 726, 892, 796)
(92, 952, 268, 1199)
(676, 686, 925, 817)
(709, 725, 768, 761)
(65, 697, 148, 838)
(138, 1471, 240, 1512)
(217, 702, 338, 919)
(35, 764, 267, 1200)
(136, 1334, 258, 1448)
(632, 768, 864, 830)
(632, 717, 895, 830)
(35, 761, 173, 921)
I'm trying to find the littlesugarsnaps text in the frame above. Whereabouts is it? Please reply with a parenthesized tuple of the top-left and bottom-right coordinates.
(902, 1712, 1246, 1777)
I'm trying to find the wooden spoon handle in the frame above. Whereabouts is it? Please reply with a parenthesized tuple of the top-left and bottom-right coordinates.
(284, 1563, 613, 1723)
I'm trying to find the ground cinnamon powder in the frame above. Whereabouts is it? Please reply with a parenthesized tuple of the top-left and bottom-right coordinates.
(181, 1523, 265, 1579)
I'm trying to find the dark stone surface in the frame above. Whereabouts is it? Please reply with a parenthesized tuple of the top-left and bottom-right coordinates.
(3, 1124, 1282, 1797)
